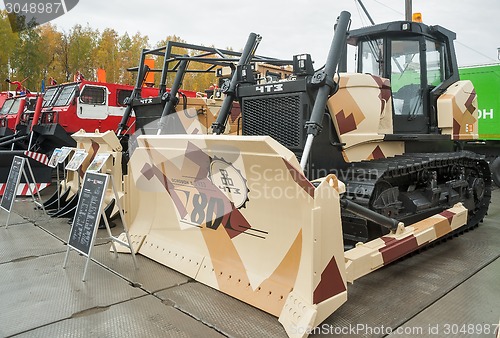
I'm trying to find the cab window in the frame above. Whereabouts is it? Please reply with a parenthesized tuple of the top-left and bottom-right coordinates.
(426, 39, 445, 87)
(53, 85, 78, 106)
(117, 89, 132, 106)
(80, 86, 106, 105)
(0, 99, 15, 115)
(8, 99, 22, 115)
(390, 39, 421, 92)
(359, 39, 384, 76)
(26, 98, 37, 111)
(390, 39, 423, 116)
(43, 87, 59, 107)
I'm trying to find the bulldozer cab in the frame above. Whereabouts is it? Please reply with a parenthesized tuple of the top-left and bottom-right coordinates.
(348, 21, 459, 134)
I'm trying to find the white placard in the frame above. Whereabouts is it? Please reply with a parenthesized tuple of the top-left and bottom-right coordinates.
(65, 150, 88, 171)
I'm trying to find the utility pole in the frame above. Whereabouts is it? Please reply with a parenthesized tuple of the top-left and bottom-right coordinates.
(405, 0, 412, 21)
(356, 0, 375, 25)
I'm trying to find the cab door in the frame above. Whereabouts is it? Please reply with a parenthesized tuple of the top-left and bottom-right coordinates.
(77, 85, 109, 119)
(389, 39, 428, 134)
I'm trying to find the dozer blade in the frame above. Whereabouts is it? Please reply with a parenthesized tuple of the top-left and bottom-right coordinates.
(48, 194, 77, 218)
(124, 134, 348, 336)
(46, 169, 80, 214)
(99, 198, 116, 228)
(31, 123, 77, 152)
(77, 131, 123, 219)
(43, 184, 71, 210)
(48, 130, 124, 220)
(0, 150, 52, 195)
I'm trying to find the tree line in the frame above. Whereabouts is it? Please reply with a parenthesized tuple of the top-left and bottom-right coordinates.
(0, 10, 218, 93)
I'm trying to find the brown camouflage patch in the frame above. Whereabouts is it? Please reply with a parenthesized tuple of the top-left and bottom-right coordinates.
(440, 210, 455, 224)
(282, 159, 315, 198)
(453, 118, 461, 139)
(379, 235, 420, 264)
(79, 140, 99, 178)
(433, 218, 452, 238)
(230, 105, 241, 122)
(371, 75, 392, 115)
(370, 145, 385, 160)
(433, 210, 454, 237)
(313, 256, 346, 304)
(335, 109, 357, 135)
(465, 90, 476, 115)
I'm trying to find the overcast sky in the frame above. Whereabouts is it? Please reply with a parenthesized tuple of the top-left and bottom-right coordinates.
(4, 0, 499, 68)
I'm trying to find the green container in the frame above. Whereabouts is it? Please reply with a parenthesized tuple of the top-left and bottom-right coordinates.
(459, 64, 500, 140)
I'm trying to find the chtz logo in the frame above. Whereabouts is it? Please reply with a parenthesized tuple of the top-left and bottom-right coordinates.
(140, 98, 153, 104)
(5, 0, 79, 32)
(218, 168, 241, 195)
(209, 159, 249, 209)
(255, 84, 284, 94)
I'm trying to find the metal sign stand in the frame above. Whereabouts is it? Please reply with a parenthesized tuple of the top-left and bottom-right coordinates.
(62, 172, 137, 282)
(59, 147, 73, 201)
(56, 164, 61, 211)
(1, 156, 46, 228)
(47, 147, 74, 212)
(24, 159, 46, 213)
(104, 174, 137, 270)
(63, 172, 106, 281)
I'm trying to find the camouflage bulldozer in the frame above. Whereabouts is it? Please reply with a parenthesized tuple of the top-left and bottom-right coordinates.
(95, 11, 490, 337)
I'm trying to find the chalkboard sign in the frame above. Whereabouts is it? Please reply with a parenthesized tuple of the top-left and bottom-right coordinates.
(0, 156, 25, 212)
(68, 172, 108, 256)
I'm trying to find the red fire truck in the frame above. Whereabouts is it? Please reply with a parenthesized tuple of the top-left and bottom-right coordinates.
(0, 78, 196, 194)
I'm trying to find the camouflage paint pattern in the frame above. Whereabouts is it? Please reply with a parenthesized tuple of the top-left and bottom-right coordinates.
(183, 98, 217, 133)
(254, 63, 293, 81)
(340, 141, 405, 163)
(327, 74, 479, 161)
(113, 73, 480, 337)
(121, 133, 475, 337)
(437, 80, 478, 140)
(327, 73, 404, 162)
(122, 134, 474, 337)
(168, 97, 241, 135)
(344, 203, 467, 283)
(124, 135, 347, 337)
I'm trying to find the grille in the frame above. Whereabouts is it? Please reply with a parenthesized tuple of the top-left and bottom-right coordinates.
(242, 94, 303, 149)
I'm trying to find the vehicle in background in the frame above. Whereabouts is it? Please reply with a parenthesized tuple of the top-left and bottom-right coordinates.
(0, 91, 15, 108)
(0, 77, 196, 195)
(459, 64, 500, 186)
(28, 79, 160, 152)
(0, 94, 37, 133)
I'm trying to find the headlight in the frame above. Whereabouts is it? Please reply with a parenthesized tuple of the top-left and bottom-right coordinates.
(47, 113, 53, 123)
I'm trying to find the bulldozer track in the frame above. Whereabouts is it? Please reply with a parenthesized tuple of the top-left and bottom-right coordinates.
(341, 151, 492, 246)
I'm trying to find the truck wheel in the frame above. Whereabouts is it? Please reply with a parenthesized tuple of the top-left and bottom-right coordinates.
(491, 156, 500, 187)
